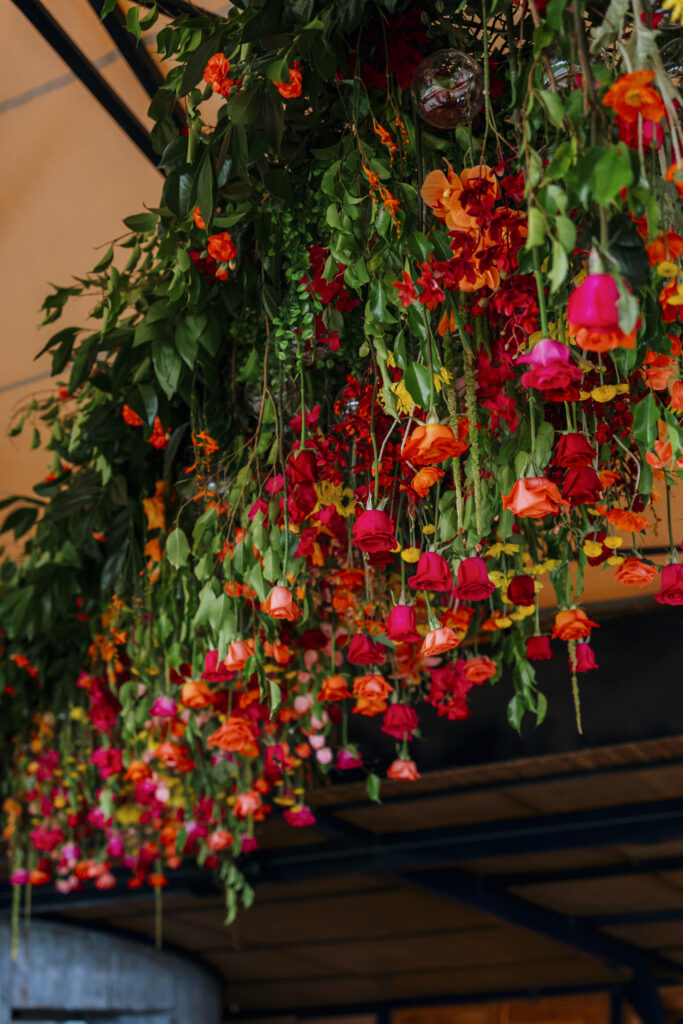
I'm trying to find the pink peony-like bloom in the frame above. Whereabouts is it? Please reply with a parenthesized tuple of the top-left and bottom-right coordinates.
(283, 805, 317, 826)
(149, 696, 177, 718)
(516, 338, 583, 400)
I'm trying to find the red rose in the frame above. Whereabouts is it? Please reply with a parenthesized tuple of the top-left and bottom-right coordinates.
(385, 605, 421, 643)
(352, 509, 397, 554)
(554, 434, 596, 468)
(508, 575, 535, 606)
(288, 449, 317, 484)
(526, 635, 553, 660)
(655, 563, 683, 605)
(571, 643, 598, 672)
(381, 703, 419, 739)
(407, 551, 453, 592)
(562, 467, 603, 506)
(454, 557, 494, 601)
(347, 634, 387, 665)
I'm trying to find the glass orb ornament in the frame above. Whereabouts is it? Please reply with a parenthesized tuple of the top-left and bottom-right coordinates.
(543, 59, 582, 93)
(411, 50, 484, 129)
(661, 38, 683, 89)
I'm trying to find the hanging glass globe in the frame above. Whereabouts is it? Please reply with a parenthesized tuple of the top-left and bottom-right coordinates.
(411, 49, 484, 129)
(661, 37, 683, 89)
(543, 59, 582, 93)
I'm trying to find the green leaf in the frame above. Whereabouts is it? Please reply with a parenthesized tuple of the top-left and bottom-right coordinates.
(507, 694, 525, 733)
(2, 506, 38, 539)
(93, 246, 114, 272)
(196, 153, 215, 227)
(526, 206, 546, 249)
(100, 0, 117, 16)
(539, 89, 565, 128)
(241, 0, 283, 41)
(226, 83, 262, 125)
(262, 82, 285, 153)
(166, 527, 190, 569)
(180, 38, 220, 96)
(556, 215, 576, 252)
(404, 363, 434, 410)
(367, 280, 387, 320)
(126, 5, 141, 43)
(532, 421, 555, 468)
(548, 238, 569, 293)
(633, 393, 659, 448)
(268, 678, 282, 715)
(123, 212, 157, 233)
(174, 320, 199, 370)
(589, 145, 634, 206)
(152, 340, 182, 399)
(366, 773, 382, 804)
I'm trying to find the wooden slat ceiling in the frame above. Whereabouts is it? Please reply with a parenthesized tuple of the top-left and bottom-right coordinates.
(40, 738, 683, 1020)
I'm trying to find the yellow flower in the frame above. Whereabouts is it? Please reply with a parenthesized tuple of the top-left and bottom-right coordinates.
(69, 706, 86, 721)
(607, 554, 625, 566)
(486, 542, 520, 558)
(657, 260, 679, 278)
(488, 570, 506, 588)
(401, 547, 421, 563)
(604, 536, 623, 549)
(494, 616, 513, 628)
(591, 385, 619, 403)
(510, 605, 536, 621)
(422, 524, 436, 535)
(390, 378, 414, 415)
(583, 540, 603, 557)
(116, 805, 142, 825)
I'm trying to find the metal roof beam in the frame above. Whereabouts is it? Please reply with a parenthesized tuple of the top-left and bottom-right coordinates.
(10, 0, 160, 170)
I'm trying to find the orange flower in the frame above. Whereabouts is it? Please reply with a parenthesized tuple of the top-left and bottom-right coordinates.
(441, 604, 475, 635)
(262, 585, 299, 621)
(207, 232, 237, 263)
(552, 608, 599, 640)
(318, 674, 352, 701)
(143, 493, 165, 532)
(666, 160, 683, 198)
(148, 416, 170, 449)
(615, 558, 658, 587)
(420, 626, 460, 657)
(605, 507, 649, 532)
(402, 421, 469, 465)
(646, 231, 683, 266)
(206, 829, 233, 851)
(352, 673, 393, 715)
(421, 164, 463, 223)
(192, 206, 206, 230)
(670, 380, 683, 412)
(463, 656, 498, 684)
(602, 70, 665, 123)
(180, 680, 213, 708)
(643, 350, 676, 391)
(145, 537, 162, 563)
(275, 62, 302, 99)
(422, 164, 499, 232)
(599, 469, 620, 488)
(411, 466, 445, 497)
(224, 638, 255, 671)
(207, 715, 258, 754)
(234, 790, 262, 818)
(203, 53, 235, 97)
(124, 759, 151, 782)
(502, 477, 569, 518)
(122, 404, 143, 426)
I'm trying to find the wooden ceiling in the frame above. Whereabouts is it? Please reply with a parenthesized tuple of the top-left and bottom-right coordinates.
(28, 736, 683, 1022)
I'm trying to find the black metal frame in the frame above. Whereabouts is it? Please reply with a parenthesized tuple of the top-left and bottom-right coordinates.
(10, 0, 159, 168)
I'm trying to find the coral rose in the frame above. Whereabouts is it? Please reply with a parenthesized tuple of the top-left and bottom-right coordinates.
(552, 608, 599, 640)
(318, 674, 352, 701)
(502, 477, 569, 518)
(420, 626, 460, 656)
(615, 558, 658, 587)
(206, 829, 233, 851)
(207, 716, 257, 754)
(655, 563, 683, 605)
(386, 758, 420, 781)
(234, 790, 262, 819)
(207, 231, 237, 263)
(352, 509, 397, 554)
(463, 656, 497, 684)
(263, 585, 299, 621)
(402, 422, 469, 465)
(352, 673, 393, 715)
(203, 53, 236, 97)
(180, 680, 213, 708)
(224, 639, 255, 671)
(275, 62, 303, 99)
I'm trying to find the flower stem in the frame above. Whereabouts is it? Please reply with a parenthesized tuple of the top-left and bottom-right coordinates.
(532, 248, 549, 336)
(464, 342, 482, 536)
(568, 638, 583, 735)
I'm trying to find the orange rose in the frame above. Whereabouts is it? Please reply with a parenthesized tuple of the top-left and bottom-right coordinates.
(603, 70, 665, 123)
(206, 829, 233, 851)
(207, 715, 257, 754)
(502, 477, 569, 518)
(275, 62, 302, 99)
(124, 759, 151, 782)
(352, 673, 393, 716)
(263, 585, 299, 621)
(207, 231, 237, 263)
(411, 466, 445, 497)
(552, 608, 599, 640)
(420, 626, 460, 657)
(318, 674, 352, 701)
(402, 421, 469, 465)
(234, 790, 262, 818)
(180, 680, 213, 708)
(463, 656, 498, 684)
(615, 558, 658, 587)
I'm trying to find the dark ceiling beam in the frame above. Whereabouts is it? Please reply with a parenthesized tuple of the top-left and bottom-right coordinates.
(251, 797, 683, 885)
(10, 0, 159, 170)
(86, 0, 186, 129)
(486, 854, 683, 889)
(135, 0, 224, 16)
(399, 866, 674, 1023)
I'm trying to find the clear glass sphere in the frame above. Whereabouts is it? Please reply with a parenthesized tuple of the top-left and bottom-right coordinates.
(543, 59, 582, 93)
(411, 49, 484, 129)
(661, 38, 683, 89)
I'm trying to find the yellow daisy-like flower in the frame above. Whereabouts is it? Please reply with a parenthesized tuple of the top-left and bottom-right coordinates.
(422, 524, 436, 535)
(494, 616, 513, 629)
(488, 570, 507, 588)
(69, 706, 86, 721)
(390, 378, 414, 415)
(510, 605, 536, 621)
(116, 804, 142, 825)
(657, 260, 679, 278)
(607, 554, 625, 566)
(486, 542, 520, 558)
(401, 546, 421, 563)
(603, 536, 623, 549)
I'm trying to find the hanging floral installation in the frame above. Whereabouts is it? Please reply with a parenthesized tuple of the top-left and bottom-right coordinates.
(2, 0, 683, 921)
